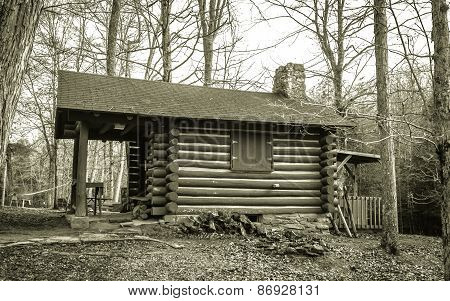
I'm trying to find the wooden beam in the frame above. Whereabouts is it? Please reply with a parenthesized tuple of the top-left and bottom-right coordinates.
(177, 196, 323, 206)
(75, 121, 88, 216)
(337, 155, 352, 173)
(177, 187, 321, 197)
(70, 135, 79, 210)
(177, 167, 321, 180)
(177, 205, 323, 215)
(177, 178, 322, 190)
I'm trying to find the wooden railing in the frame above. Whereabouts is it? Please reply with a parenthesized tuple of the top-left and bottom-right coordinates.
(338, 196, 382, 230)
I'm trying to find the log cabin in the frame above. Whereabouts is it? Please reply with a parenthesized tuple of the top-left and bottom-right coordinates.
(55, 63, 357, 231)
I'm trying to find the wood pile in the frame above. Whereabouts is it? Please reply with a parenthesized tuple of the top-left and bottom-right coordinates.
(178, 211, 330, 257)
(179, 211, 257, 235)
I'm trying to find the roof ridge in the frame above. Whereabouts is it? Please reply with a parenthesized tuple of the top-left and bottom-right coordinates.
(58, 69, 278, 97)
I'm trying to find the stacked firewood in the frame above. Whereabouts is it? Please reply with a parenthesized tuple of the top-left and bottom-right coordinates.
(178, 211, 330, 257)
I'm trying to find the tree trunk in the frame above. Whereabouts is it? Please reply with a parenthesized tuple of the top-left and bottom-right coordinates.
(203, 36, 214, 86)
(106, 0, 121, 77)
(431, 0, 450, 280)
(161, 0, 172, 82)
(1, 157, 7, 207)
(0, 0, 43, 174)
(374, 0, 399, 255)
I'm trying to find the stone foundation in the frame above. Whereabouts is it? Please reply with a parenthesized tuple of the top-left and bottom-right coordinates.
(260, 213, 332, 234)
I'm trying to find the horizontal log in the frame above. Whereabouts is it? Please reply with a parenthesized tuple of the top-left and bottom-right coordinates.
(179, 127, 230, 134)
(151, 196, 167, 206)
(153, 149, 167, 158)
(273, 139, 320, 147)
(273, 133, 320, 141)
(165, 202, 178, 214)
(166, 182, 179, 192)
(320, 166, 336, 177)
(176, 159, 230, 169)
(273, 162, 321, 171)
(321, 144, 337, 152)
(273, 146, 321, 156)
(154, 160, 168, 167)
(320, 194, 334, 203)
(320, 185, 336, 195)
(166, 192, 178, 202)
(152, 186, 167, 195)
(178, 142, 230, 153)
(153, 143, 169, 150)
(152, 168, 167, 178)
(169, 128, 180, 137)
(146, 185, 153, 193)
(273, 155, 320, 163)
(166, 162, 179, 173)
(151, 178, 166, 186)
(151, 207, 168, 216)
(178, 150, 230, 161)
(320, 158, 337, 167)
(168, 154, 178, 162)
(179, 135, 229, 145)
(177, 196, 323, 206)
(321, 177, 336, 185)
(319, 150, 338, 160)
(153, 134, 169, 143)
(177, 187, 321, 197)
(333, 198, 339, 206)
(178, 167, 321, 180)
(165, 173, 179, 182)
(177, 205, 323, 215)
(178, 178, 321, 190)
(167, 146, 179, 154)
(319, 135, 337, 146)
(169, 138, 179, 146)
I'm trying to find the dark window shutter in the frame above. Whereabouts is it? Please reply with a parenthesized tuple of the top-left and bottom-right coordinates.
(231, 130, 273, 172)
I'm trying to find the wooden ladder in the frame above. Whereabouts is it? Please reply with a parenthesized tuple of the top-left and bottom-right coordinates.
(128, 141, 141, 197)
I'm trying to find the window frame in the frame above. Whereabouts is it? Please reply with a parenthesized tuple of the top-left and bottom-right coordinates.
(230, 129, 273, 173)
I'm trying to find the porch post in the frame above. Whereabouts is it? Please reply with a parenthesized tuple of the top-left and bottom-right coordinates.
(70, 135, 79, 211)
(75, 121, 89, 216)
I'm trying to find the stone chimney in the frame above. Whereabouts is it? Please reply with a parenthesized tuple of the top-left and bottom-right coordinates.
(272, 63, 306, 100)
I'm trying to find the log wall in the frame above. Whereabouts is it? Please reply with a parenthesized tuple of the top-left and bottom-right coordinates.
(166, 124, 325, 215)
(142, 120, 338, 218)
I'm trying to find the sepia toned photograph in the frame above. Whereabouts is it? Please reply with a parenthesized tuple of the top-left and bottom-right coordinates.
(0, 0, 448, 293)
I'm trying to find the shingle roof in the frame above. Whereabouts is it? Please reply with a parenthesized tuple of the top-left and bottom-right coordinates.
(57, 70, 352, 126)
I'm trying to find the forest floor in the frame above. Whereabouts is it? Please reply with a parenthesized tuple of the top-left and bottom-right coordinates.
(0, 207, 443, 281)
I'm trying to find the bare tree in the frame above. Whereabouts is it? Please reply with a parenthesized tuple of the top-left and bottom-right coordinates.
(264, 0, 372, 114)
(161, 0, 172, 82)
(431, 0, 450, 280)
(197, 0, 229, 86)
(374, 0, 399, 254)
(107, 0, 122, 77)
(0, 0, 43, 186)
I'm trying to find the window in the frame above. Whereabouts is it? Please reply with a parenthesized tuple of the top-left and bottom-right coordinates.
(231, 129, 273, 172)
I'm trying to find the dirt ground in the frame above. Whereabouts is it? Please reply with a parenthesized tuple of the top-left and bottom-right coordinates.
(0, 207, 443, 281)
